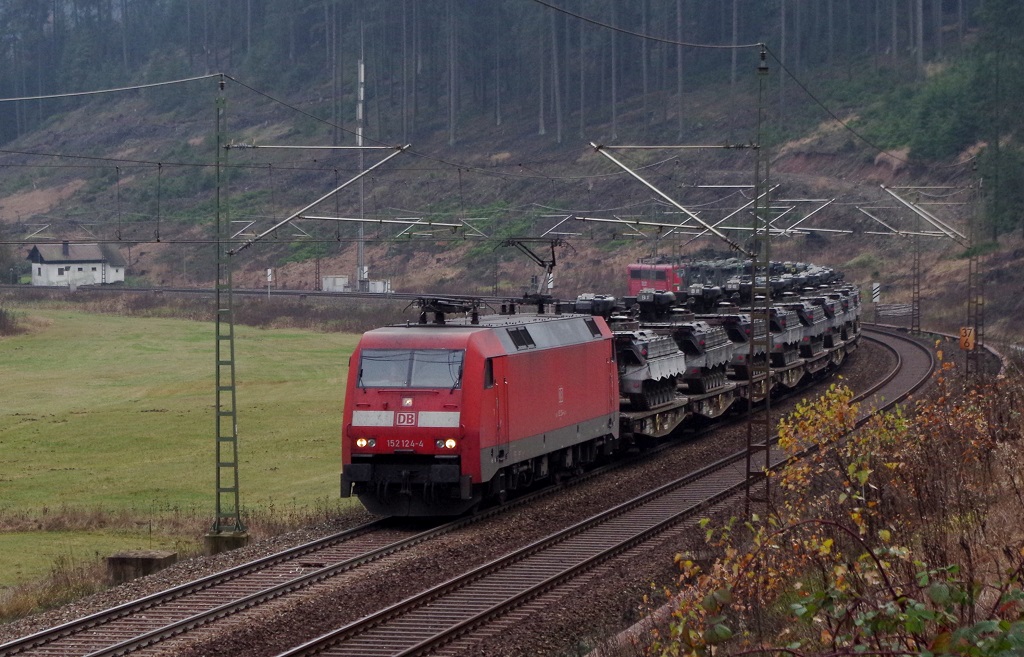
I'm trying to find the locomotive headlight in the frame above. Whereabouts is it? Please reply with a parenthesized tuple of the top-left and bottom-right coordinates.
(355, 437, 376, 448)
(435, 438, 457, 449)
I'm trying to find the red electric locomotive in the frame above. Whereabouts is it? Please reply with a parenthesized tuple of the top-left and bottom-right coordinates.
(626, 261, 684, 295)
(340, 302, 620, 516)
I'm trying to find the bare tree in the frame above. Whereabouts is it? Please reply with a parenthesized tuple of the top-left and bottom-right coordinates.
(402, 0, 410, 139)
(538, 10, 546, 137)
(779, 0, 787, 120)
(730, 0, 738, 85)
(610, 1, 617, 139)
(549, 10, 562, 143)
(891, 0, 898, 63)
(493, 1, 501, 127)
(641, 0, 649, 136)
(676, 0, 684, 140)
(915, 0, 924, 76)
(447, 0, 456, 145)
(578, 0, 586, 139)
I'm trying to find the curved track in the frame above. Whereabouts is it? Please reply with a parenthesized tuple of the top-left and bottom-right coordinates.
(0, 328, 934, 657)
(271, 328, 935, 657)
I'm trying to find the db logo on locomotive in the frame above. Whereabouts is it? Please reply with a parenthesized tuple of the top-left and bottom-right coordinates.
(396, 412, 417, 426)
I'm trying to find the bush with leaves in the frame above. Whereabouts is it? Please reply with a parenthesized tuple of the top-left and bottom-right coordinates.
(648, 360, 1024, 657)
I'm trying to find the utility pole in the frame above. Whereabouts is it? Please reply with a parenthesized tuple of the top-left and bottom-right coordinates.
(744, 48, 773, 519)
(357, 25, 367, 292)
(912, 213, 921, 334)
(881, 184, 981, 383)
(965, 177, 984, 385)
(207, 74, 248, 554)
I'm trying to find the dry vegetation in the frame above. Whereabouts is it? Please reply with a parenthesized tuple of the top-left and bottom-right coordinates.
(0, 304, 21, 336)
(646, 356, 1024, 656)
(0, 500, 354, 623)
(1, 286, 411, 334)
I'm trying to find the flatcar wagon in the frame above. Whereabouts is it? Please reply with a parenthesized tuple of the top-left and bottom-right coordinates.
(341, 259, 861, 517)
(340, 306, 620, 516)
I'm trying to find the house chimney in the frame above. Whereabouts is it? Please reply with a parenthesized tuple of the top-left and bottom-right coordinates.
(62, 241, 69, 256)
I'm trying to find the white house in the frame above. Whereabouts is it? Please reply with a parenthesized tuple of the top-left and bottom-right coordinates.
(27, 242, 125, 287)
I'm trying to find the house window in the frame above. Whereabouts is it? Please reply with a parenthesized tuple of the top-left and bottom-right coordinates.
(57, 268, 65, 276)
(37, 267, 41, 275)
(91, 267, 97, 271)
(77, 267, 83, 272)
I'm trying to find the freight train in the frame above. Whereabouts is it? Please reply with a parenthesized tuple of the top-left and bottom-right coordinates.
(341, 263, 861, 516)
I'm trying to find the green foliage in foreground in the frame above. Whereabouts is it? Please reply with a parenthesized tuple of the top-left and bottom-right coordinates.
(0, 309, 360, 587)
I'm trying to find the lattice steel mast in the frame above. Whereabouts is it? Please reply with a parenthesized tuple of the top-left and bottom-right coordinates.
(744, 48, 773, 517)
(965, 178, 985, 384)
(212, 75, 245, 537)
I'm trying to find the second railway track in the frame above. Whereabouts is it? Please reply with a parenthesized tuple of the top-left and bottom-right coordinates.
(271, 328, 934, 657)
(0, 328, 934, 657)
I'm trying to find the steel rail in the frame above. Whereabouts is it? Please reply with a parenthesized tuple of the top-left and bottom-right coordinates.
(0, 440, 642, 657)
(0, 331, 920, 657)
(273, 329, 932, 657)
(0, 520, 396, 656)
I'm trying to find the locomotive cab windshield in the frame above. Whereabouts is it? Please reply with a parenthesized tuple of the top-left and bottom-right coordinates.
(358, 349, 465, 389)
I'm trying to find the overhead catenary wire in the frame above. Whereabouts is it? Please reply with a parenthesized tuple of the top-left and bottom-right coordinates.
(529, 0, 764, 50)
(0, 41, 976, 253)
(529, 0, 977, 174)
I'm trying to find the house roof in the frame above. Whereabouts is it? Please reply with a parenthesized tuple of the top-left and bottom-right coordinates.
(27, 244, 126, 266)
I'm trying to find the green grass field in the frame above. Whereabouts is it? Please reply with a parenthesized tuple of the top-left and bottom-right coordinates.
(0, 307, 361, 589)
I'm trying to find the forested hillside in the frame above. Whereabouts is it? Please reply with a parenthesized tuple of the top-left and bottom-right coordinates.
(1, 2, 1016, 146)
(0, 0, 1023, 328)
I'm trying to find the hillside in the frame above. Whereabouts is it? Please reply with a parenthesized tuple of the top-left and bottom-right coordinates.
(0, 1, 1021, 342)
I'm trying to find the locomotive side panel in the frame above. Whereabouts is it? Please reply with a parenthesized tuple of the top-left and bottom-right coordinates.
(479, 336, 618, 484)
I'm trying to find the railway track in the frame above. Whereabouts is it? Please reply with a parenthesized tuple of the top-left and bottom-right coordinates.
(0, 439, 675, 657)
(0, 328, 933, 657)
(267, 328, 934, 657)
(266, 327, 937, 654)
(0, 283, 508, 307)
(0, 518, 464, 657)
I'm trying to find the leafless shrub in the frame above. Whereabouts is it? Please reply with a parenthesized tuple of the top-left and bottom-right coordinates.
(0, 499, 357, 623)
(0, 555, 108, 623)
(1, 288, 411, 333)
(0, 304, 22, 336)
